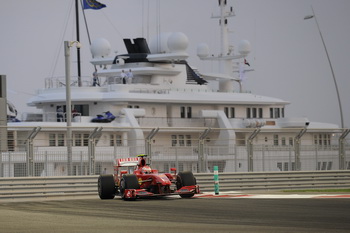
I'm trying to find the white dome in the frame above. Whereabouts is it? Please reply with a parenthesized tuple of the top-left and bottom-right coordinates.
(150, 32, 188, 54)
(197, 43, 210, 58)
(238, 40, 251, 55)
(90, 38, 111, 58)
(167, 32, 188, 52)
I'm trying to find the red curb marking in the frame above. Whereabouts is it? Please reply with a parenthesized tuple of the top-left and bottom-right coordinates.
(315, 195, 350, 198)
(195, 194, 252, 198)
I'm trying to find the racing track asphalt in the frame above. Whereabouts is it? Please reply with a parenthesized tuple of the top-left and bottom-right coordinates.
(0, 196, 350, 233)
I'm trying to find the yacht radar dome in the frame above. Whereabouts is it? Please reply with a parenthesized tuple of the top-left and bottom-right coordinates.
(196, 43, 210, 58)
(167, 32, 188, 52)
(238, 40, 251, 56)
(90, 38, 111, 58)
(150, 32, 188, 54)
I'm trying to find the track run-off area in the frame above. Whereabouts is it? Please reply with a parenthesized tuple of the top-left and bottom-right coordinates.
(1, 191, 350, 233)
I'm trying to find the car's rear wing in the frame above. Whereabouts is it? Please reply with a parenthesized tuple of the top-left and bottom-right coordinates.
(115, 157, 140, 167)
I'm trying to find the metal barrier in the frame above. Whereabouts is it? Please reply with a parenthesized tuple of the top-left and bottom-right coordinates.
(1, 171, 349, 201)
(196, 170, 350, 192)
(0, 176, 97, 201)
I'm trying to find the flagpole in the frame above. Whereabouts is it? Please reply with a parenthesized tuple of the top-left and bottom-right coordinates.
(80, 1, 97, 74)
(75, 0, 82, 87)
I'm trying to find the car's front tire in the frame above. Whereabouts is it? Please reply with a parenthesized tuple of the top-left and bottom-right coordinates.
(98, 174, 116, 199)
(120, 174, 140, 200)
(176, 171, 196, 198)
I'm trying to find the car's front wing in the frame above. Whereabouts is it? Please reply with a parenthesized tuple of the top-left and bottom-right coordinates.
(123, 185, 200, 199)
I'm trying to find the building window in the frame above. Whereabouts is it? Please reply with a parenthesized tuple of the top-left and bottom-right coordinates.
(187, 107, 192, 118)
(180, 106, 185, 118)
(273, 134, 279, 146)
(49, 133, 65, 147)
(291, 162, 296, 171)
(246, 108, 251, 118)
(74, 133, 89, 146)
(270, 108, 283, 118)
(275, 108, 280, 118)
(231, 107, 235, 118)
(224, 107, 229, 118)
(171, 135, 177, 146)
(323, 134, 328, 146)
(289, 137, 293, 146)
(277, 162, 282, 171)
(186, 135, 192, 146)
(252, 108, 257, 118)
(49, 134, 56, 147)
(327, 162, 332, 170)
(171, 134, 192, 147)
(258, 108, 263, 118)
(75, 134, 82, 146)
(58, 134, 65, 146)
(224, 107, 235, 118)
(314, 134, 331, 146)
(180, 106, 192, 118)
(179, 135, 185, 146)
(270, 108, 273, 118)
(7, 131, 15, 152)
(110, 134, 122, 146)
(281, 137, 286, 146)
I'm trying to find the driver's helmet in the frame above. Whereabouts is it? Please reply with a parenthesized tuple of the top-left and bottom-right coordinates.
(142, 166, 152, 174)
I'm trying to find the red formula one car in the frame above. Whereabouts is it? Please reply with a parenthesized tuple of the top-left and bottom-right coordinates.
(98, 154, 200, 200)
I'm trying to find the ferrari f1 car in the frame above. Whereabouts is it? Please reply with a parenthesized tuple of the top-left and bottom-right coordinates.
(98, 154, 200, 200)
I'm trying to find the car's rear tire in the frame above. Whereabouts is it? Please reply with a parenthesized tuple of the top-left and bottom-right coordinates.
(98, 174, 116, 199)
(120, 174, 140, 200)
(176, 171, 196, 198)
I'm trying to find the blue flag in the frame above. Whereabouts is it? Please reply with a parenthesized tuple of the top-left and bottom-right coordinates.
(83, 0, 106, 10)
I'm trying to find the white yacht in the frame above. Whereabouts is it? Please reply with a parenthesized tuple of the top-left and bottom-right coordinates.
(5, 0, 342, 177)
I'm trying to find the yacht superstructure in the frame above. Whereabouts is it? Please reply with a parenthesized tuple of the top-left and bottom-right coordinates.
(5, 0, 341, 176)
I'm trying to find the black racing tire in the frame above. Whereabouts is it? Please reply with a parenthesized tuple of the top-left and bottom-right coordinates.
(120, 174, 140, 200)
(176, 171, 196, 198)
(98, 175, 116, 199)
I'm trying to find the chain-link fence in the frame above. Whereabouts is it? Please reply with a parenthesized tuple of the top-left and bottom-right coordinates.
(0, 126, 349, 177)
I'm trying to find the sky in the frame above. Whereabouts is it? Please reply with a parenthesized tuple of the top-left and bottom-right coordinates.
(0, 0, 349, 128)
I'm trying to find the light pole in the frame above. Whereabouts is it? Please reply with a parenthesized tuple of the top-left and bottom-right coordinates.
(64, 40, 81, 176)
(304, 7, 344, 129)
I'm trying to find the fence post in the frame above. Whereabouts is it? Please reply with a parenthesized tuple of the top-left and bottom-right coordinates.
(247, 128, 260, 172)
(0, 76, 8, 155)
(198, 128, 211, 173)
(0, 150, 2, 177)
(315, 144, 318, 170)
(294, 127, 308, 171)
(145, 128, 159, 165)
(26, 127, 41, 176)
(339, 129, 350, 170)
(88, 127, 103, 175)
